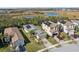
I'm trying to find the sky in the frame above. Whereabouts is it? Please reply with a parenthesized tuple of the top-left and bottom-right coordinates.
(0, 0, 79, 8)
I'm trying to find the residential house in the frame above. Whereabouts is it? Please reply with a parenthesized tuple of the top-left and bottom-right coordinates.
(42, 21, 58, 36)
(34, 29, 47, 42)
(23, 24, 37, 33)
(4, 27, 25, 51)
(23, 24, 47, 42)
(60, 21, 75, 36)
(71, 20, 79, 26)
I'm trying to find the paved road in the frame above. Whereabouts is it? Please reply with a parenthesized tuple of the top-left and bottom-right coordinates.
(49, 44, 79, 52)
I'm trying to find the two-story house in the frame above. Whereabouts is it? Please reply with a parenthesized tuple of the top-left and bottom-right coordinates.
(42, 21, 58, 37)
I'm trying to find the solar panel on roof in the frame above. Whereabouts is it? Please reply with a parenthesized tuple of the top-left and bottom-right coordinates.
(44, 21, 51, 26)
(26, 25, 31, 29)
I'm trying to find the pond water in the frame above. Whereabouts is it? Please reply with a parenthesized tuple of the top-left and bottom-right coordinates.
(47, 13, 58, 16)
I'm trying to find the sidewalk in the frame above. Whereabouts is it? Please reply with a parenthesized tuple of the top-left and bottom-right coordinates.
(41, 38, 52, 48)
(38, 40, 73, 52)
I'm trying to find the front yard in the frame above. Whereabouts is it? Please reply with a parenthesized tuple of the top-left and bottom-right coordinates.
(48, 37, 58, 45)
(0, 45, 10, 52)
(48, 37, 61, 48)
(26, 40, 45, 52)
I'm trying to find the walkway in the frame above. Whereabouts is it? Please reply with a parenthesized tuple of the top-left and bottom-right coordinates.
(54, 36, 68, 46)
(41, 38, 52, 48)
(54, 36, 60, 42)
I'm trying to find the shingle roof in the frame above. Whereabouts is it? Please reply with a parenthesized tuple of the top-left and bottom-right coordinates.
(34, 29, 46, 39)
(23, 24, 37, 31)
(65, 21, 73, 26)
(44, 21, 57, 27)
(4, 27, 24, 43)
(44, 21, 52, 26)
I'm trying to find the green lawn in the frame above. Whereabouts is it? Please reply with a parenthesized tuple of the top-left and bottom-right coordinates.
(68, 40, 77, 44)
(48, 37, 58, 45)
(62, 34, 77, 44)
(0, 45, 10, 52)
(26, 40, 45, 52)
(0, 33, 11, 52)
(75, 32, 79, 36)
(64, 35, 72, 41)
(48, 37, 61, 48)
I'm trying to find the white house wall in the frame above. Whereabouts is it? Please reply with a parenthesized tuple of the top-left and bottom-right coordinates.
(63, 26, 68, 33)
(42, 23, 52, 36)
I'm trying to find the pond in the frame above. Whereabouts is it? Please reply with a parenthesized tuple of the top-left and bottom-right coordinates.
(47, 13, 58, 16)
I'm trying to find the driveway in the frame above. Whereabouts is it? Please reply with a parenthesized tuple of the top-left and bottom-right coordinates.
(54, 36, 68, 46)
(54, 36, 60, 42)
(41, 38, 52, 48)
(40, 34, 74, 51)
(71, 36, 79, 44)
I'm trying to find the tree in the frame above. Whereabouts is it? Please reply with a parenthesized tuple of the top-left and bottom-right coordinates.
(75, 25, 79, 32)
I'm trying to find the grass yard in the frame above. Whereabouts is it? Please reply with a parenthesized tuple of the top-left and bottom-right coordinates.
(75, 32, 79, 36)
(64, 34, 72, 41)
(48, 37, 61, 48)
(0, 45, 10, 52)
(59, 33, 76, 44)
(48, 37, 58, 45)
(63, 34, 77, 44)
(25, 40, 45, 52)
(0, 33, 11, 52)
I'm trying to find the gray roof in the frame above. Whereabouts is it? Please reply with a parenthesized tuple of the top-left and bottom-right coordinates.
(65, 21, 73, 26)
(35, 30, 45, 35)
(23, 24, 37, 31)
(43, 21, 57, 27)
(72, 20, 79, 24)
(34, 29, 46, 39)
(43, 21, 52, 26)
(4, 27, 24, 43)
